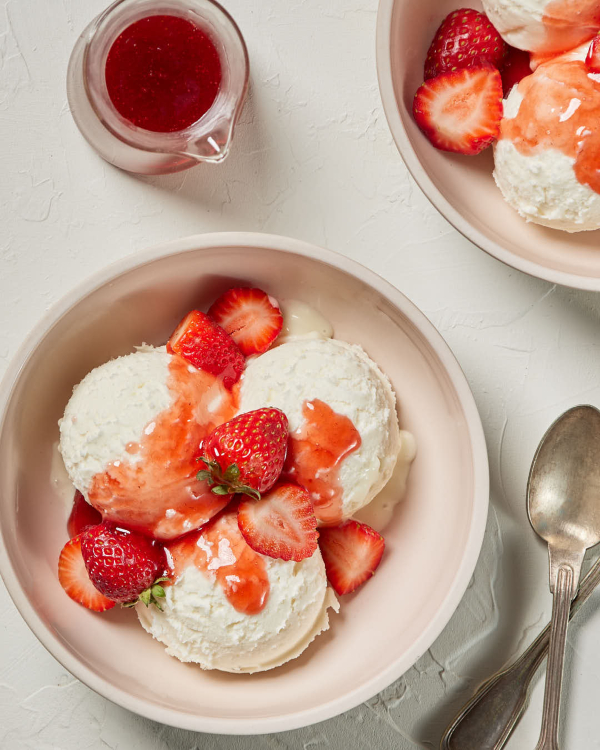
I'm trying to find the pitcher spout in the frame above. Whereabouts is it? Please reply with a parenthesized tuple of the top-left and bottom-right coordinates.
(183, 118, 235, 163)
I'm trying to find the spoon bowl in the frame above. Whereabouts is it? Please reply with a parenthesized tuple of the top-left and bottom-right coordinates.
(528, 405, 600, 584)
(527, 405, 600, 750)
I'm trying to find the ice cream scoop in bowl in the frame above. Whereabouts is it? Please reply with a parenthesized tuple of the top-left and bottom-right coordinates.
(0, 233, 488, 733)
(376, 0, 600, 290)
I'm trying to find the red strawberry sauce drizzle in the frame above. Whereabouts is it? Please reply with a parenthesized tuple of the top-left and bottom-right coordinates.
(500, 57, 600, 195)
(87, 355, 238, 540)
(166, 507, 270, 615)
(283, 399, 361, 526)
(541, 0, 600, 55)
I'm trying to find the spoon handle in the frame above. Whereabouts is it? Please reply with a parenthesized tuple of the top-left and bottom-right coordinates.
(534, 565, 574, 750)
(441, 556, 600, 750)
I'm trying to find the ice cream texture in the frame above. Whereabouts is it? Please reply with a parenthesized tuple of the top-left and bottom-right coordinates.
(493, 43, 600, 232)
(58, 302, 413, 673)
(238, 337, 403, 524)
(59, 346, 236, 539)
(482, 0, 600, 54)
(137, 508, 338, 673)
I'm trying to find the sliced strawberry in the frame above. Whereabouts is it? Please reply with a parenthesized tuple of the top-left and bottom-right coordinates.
(167, 310, 245, 390)
(208, 287, 283, 356)
(424, 8, 507, 81)
(413, 66, 503, 155)
(67, 490, 102, 538)
(58, 536, 116, 611)
(501, 46, 532, 96)
(318, 520, 385, 596)
(200, 407, 289, 496)
(586, 35, 600, 73)
(237, 483, 318, 562)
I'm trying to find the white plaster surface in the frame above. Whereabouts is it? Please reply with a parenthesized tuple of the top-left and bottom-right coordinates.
(2, 0, 600, 748)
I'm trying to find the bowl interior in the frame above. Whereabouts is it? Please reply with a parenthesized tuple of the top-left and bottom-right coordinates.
(380, 0, 600, 288)
(0, 239, 485, 732)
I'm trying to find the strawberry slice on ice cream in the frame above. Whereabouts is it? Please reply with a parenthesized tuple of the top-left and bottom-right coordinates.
(318, 520, 385, 595)
(237, 483, 319, 562)
(209, 287, 283, 356)
(167, 310, 245, 390)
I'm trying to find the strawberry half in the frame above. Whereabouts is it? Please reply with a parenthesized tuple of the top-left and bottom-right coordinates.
(424, 8, 507, 80)
(413, 65, 503, 155)
(586, 35, 600, 73)
(208, 287, 283, 356)
(80, 523, 168, 607)
(237, 483, 318, 562)
(58, 536, 116, 611)
(167, 310, 245, 390)
(318, 520, 385, 596)
(199, 407, 289, 497)
(67, 490, 102, 538)
(501, 46, 532, 96)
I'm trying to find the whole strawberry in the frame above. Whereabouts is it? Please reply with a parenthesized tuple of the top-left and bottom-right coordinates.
(424, 9, 507, 81)
(80, 523, 168, 607)
(199, 408, 288, 498)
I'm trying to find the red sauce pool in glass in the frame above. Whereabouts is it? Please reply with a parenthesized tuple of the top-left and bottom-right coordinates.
(105, 14, 222, 133)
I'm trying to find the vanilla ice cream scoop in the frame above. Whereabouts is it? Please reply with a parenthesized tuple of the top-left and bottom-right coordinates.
(238, 338, 408, 524)
(59, 347, 237, 539)
(493, 44, 600, 232)
(482, 0, 600, 54)
(137, 508, 338, 672)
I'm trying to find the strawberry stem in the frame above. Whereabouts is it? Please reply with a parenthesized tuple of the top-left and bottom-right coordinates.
(123, 576, 170, 611)
(196, 458, 261, 501)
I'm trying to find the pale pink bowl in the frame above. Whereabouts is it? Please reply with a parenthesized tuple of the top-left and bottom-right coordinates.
(0, 233, 488, 733)
(377, 0, 600, 291)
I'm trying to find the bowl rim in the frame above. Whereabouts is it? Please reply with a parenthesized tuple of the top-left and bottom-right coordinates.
(375, 0, 600, 293)
(0, 231, 489, 734)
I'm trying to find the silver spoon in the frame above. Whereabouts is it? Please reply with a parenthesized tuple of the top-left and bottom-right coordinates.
(440, 405, 600, 750)
(528, 405, 600, 749)
(440, 555, 600, 749)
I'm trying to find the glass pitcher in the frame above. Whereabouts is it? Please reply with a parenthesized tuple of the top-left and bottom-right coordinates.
(67, 0, 249, 175)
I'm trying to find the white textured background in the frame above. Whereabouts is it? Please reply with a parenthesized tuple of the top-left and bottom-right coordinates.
(3, 0, 600, 748)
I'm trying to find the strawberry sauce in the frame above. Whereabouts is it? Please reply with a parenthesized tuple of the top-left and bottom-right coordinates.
(284, 399, 361, 526)
(167, 508, 270, 615)
(501, 57, 600, 194)
(88, 355, 237, 540)
(541, 0, 600, 54)
(105, 15, 222, 133)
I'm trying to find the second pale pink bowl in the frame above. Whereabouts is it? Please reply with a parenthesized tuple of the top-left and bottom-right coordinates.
(0, 233, 488, 733)
(377, 0, 600, 291)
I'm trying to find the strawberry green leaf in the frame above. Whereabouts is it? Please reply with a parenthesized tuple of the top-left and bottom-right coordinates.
(212, 485, 232, 496)
(224, 463, 240, 481)
(238, 485, 261, 501)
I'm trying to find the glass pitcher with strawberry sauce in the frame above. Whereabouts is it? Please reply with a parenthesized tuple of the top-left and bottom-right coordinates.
(67, 0, 249, 175)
